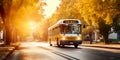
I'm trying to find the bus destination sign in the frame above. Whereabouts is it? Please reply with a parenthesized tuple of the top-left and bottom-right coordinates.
(63, 20, 79, 24)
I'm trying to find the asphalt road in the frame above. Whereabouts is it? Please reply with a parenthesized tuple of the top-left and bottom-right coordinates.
(7, 42, 120, 60)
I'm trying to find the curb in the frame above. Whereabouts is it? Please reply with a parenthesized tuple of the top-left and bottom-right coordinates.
(0, 52, 9, 60)
(81, 45, 120, 50)
(0, 44, 20, 60)
(0, 48, 15, 60)
(3, 48, 15, 60)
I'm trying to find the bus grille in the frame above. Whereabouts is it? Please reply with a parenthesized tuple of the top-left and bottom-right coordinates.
(66, 37, 76, 40)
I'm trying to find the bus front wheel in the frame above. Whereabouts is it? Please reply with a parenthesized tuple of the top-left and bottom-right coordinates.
(57, 44, 61, 47)
(61, 45, 64, 47)
(74, 45, 78, 48)
(50, 44, 52, 46)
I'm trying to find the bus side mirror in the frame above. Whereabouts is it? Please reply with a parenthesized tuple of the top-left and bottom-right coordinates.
(83, 25, 86, 28)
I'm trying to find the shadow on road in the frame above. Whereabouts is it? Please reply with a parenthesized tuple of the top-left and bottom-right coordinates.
(53, 46, 82, 49)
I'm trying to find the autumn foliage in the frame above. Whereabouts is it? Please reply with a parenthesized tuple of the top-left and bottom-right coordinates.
(48, 0, 120, 44)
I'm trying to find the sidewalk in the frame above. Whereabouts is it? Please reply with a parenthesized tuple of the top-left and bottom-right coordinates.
(0, 42, 20, 60)
(81, 44, 120, 50)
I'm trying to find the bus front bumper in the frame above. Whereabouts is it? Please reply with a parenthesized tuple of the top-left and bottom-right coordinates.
(60, 40, 82, 45)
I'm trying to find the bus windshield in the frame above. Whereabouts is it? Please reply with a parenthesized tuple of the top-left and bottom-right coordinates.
(61, 24, 81, 34)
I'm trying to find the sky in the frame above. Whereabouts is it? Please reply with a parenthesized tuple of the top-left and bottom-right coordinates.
(43, 0, 61, 18)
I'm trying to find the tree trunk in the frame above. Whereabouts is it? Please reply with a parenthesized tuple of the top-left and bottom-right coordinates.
(89, 32, 93, 44)
(103, 32, 109, 44)
(4, 25, 11, 45)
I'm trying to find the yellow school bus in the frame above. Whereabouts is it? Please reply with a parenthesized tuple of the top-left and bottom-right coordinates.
(48, 19, 82, 48)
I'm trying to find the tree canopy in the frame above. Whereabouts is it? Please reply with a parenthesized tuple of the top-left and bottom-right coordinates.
(0, 0, 45, 44)
(47, 0, 120, 44)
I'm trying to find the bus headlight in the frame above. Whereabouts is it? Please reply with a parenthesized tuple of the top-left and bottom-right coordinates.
(77, 37, 81, 40)
(62, 37, 66, 40)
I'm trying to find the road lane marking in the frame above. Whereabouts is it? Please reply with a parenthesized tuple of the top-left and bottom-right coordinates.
(39, 46, 80, 60)
(11, 50, 20, 60)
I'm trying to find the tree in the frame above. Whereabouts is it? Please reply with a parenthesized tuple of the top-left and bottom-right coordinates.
(76, 0, 120, 44)
(98, 18, 111, 43)
(0, 0, 44, 45)
(49, 0, 83, 26)
(0, 0, 13, 45)
(46, 0, 120, 44)
(113, 14, 120, 32)
(40, 19, 50, 41)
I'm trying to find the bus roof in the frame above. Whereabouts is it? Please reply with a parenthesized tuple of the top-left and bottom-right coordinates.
(48, 19, 81, 31)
